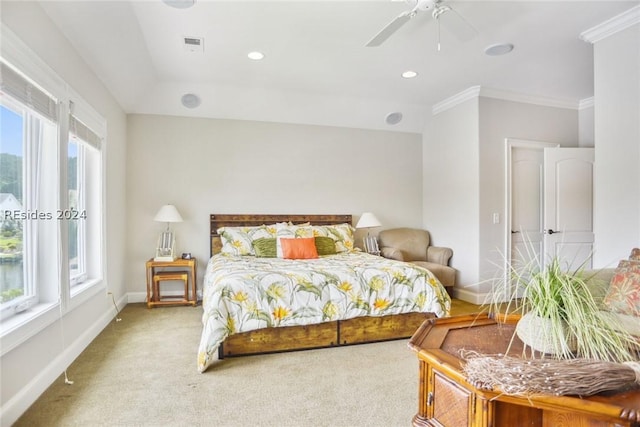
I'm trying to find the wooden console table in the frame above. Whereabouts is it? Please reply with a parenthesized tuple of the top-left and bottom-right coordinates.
(408, 313, 640, 427)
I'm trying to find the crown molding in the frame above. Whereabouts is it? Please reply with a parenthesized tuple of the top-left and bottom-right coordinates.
(579, 97, 595, 110)
(479, 87, 578, 110)
(432, 86, 579, 115)
(432, 86, 481, 115)
(580, 5, 640, 44)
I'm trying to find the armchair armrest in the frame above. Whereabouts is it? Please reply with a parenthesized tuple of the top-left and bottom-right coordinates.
(426, 246, 453, 266)
(381, 247, 405, 262)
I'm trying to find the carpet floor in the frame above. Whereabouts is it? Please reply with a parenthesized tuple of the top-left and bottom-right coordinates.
(15, 299, 483, 427)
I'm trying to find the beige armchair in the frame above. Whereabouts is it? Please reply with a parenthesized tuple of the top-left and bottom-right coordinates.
(378, 228, 456, 288)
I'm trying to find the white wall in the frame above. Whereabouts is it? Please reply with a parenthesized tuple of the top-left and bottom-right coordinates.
(425, 93, 579, 303)
(579, 102, 595, 147)
(423, 97, 480, 290)
(126, 114, 423, 298)
(592, 22, 640, 267)
(477, 98, 579, 295)
(0, 3, 127, 425)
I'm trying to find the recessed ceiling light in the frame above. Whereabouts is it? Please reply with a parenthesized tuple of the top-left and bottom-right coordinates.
(402, 70, 418, 79)
(247, 51, 265, 60)
(181, 93, 201, 108)
(385, 112, 403, 125)
(162, 0, 195, 9)
(484, 43, 514, 56)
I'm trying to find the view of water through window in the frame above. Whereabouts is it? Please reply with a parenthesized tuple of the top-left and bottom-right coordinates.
(1, 104, 25, 303)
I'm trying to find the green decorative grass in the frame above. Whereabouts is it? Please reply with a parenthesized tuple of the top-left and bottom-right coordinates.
(490, 250, 639, 363)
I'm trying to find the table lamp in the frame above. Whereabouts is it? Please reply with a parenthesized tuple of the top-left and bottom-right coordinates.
(356, 212, 382, 255)
(153, 204, 183, 261)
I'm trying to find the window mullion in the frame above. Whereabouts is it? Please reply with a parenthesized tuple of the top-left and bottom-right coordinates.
(58, 102, 70, 310)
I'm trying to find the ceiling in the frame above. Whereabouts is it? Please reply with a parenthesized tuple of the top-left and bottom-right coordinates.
(37, 0, 638, 133)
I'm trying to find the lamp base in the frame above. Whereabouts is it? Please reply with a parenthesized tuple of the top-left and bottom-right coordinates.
(154, 255, 177, 262)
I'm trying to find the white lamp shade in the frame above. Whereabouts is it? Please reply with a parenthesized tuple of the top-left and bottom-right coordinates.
(356, 212, 381, 229)
(154, 204, 183, 223)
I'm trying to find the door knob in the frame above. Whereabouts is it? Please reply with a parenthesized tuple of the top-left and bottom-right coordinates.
(545, 229, 561, 235)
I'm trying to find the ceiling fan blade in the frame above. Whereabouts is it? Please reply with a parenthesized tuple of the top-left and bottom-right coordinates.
(438, 6, 477, 42)
(365, 11, 413, 47)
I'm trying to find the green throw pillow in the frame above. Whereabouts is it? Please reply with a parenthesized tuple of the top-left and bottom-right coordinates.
(253, 238, 277, 258)
(314, 236, 337, 256)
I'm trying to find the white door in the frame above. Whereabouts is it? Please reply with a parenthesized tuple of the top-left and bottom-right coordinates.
(510, 146, 545, 272)
(506, 141, 594, 298)
(543, 147, 595, 271)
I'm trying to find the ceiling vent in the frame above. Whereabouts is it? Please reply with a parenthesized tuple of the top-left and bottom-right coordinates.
(183, 37, 204, 52)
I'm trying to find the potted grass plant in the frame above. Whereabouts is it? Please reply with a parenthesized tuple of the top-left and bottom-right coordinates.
(490, 254, 638, 363)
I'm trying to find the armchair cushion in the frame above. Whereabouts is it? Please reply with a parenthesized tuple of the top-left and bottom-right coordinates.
(380, 247, 405, 262)
(378, 227, 456, 287)
(378, 227, 430, 262)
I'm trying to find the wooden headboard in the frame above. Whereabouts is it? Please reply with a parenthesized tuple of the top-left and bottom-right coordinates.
(210, 214, 353, 257)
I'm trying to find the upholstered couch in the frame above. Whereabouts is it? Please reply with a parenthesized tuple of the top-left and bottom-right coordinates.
(583, 266, 640, 338)
(377, 228, 456, 288)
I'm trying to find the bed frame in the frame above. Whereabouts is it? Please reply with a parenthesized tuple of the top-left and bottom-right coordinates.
(210, 214, 436, 358)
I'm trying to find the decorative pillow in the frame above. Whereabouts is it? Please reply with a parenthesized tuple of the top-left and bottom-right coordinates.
(629, 248, 640, 262)
(217, 225, 275, 256)
(311, 223, 354, 253)
(275, 224, 313, 257)
(280, 237, 318, 260)
(253, 238, 277, 258)
(603, 260, 640, 316)
(314, 236, 337, 256)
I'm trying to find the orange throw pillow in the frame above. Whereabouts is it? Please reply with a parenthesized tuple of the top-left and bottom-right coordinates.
(280, 237, 318, 260)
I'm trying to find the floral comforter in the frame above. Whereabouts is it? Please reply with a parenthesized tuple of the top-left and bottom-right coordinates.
(197, 251, 451, 372)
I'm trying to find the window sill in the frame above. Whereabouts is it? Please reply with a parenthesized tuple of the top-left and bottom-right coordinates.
(0, 301, 60, 356)
(0, 279, 104, 357)
(70, 277, 104, 310)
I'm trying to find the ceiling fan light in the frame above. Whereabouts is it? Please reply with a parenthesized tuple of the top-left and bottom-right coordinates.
(485, 43, 514, 56)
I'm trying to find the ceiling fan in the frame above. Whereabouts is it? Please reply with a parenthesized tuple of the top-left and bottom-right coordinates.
(365, 0, 476, 50)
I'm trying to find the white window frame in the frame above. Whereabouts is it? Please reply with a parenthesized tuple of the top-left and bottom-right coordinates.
(67, 94, 105, 301)
(67, 138, 87, 287)
(0, 24, 106, 354)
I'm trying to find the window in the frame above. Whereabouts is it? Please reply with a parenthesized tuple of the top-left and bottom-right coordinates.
(0, 41, 105, 336)
(0, 102, 26, 311)
(68, 110, 102, 292)
(67, 140, 85, 285)
(0, 65, 59, 321)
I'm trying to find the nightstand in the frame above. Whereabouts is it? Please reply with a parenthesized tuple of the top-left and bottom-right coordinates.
(145, 258, 197, 308)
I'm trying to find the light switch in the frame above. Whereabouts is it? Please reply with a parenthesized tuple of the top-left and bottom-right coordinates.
(493, 213, 500, 224)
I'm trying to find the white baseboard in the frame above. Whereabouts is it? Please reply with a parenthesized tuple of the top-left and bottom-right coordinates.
(0, 293, 127, 427)
(452, 287, 491, 305)
(127, 291, 148, 304)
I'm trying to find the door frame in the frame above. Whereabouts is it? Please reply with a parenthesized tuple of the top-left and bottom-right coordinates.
(504, 138, 559, 294)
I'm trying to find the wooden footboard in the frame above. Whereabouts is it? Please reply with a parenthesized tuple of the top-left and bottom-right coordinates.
(220, 321, 339, 358)
(339, 312, 435, 345)
(219, 312, 436, 358)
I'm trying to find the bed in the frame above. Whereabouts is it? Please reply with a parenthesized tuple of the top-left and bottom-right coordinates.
(197, 214, 451, 373)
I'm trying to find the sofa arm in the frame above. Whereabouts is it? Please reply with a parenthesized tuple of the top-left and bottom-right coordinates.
(381, 247, 405, 262)
(426, 246, 453, 266)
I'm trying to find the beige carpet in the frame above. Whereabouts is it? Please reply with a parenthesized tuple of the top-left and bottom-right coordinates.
(15, 299, 482, 427)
